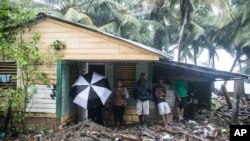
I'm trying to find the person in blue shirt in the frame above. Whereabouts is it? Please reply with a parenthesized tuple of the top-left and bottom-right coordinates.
(133, 73, 152, 126)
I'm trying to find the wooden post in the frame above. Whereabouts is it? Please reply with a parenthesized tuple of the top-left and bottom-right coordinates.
(221, 85, 232, 109)
(231, 79, 245, 124)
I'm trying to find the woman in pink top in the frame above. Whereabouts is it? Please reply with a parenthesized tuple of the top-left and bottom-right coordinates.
(112, 80, 129, 127)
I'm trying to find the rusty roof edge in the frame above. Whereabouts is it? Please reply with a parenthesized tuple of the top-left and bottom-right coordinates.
(34, 13, 173, 60)
(157, 59, 249, 80)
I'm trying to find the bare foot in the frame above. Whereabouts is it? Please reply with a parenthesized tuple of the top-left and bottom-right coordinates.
(167, 122, 173, 126)
(164, 125, 173, 132)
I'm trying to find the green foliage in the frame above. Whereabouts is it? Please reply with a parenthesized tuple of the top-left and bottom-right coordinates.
(63, 8, 93, 26)
(0, 1, 52, 131)
(9, 33, 49, 84)
(49, 40, 66, 50)
(24, 0, 250, 72)
(0, 88, 25, 122)
(99, 22, 119, 36)
(211, 99, 220, 111)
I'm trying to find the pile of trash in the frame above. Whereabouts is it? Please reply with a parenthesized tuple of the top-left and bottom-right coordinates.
(212, 94, 250, 125)
(2, 113, 232, 141)
(41, 121, 175, 141)
(36, 119, 231, 141)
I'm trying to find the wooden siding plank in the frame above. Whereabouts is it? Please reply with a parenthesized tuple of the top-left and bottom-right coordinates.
(21, 19, 160, 62)
(61, 54, 159, 60)
(29, 99, 56, 104)
(27, 103, 56, 109)
(26, 108, 56, 113)
(32, 94, 53, 99)
(25, 85, 56, 113)
(57, 49, 119, 54)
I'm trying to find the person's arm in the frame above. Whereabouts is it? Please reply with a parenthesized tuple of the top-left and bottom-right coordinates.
(148, 81, 153, 100)
(124, 87, 129, 99)
(174, 82, 181, 101)
(132, 83, 138, 101)
(154, 87, 163, 98)
(162, 86, 166, 97)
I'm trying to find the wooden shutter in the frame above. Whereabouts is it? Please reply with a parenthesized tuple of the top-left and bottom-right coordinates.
(115, 64, 135, 93)
(0, 62, 17, 89)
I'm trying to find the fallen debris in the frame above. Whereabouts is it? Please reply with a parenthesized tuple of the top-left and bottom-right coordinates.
(5, 93, 250, 141)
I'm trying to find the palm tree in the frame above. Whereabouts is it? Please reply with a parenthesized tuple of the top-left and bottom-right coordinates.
(212, 0, 250, 73)
(21, 0, 94, 26)
(21, 0, 249, 70)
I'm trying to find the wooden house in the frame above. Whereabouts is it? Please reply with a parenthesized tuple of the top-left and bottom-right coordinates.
(0, 13, 248, 130)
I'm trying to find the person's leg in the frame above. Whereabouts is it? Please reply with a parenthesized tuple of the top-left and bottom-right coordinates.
(164, 102, 171, 126)
(143, 101, 150, 126)
(163, 114, 168, 127)
(88, 108, 95, 122)
(137, 100, 143, 125)
(176, 107, 182, 120)
(139, 115, 144, 125)
(180, 108, 184, 119)
(159, 102, 170, 128)
(180, 97, 187, 120)
(113, 106, 118, 127)
(158, 103, 166, 126)
(96, 106, 103, 125)
(176, 97, 183, 121)
(118, 106, 124, 126)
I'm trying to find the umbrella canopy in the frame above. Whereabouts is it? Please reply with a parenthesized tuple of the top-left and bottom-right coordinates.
(72, 72, 112, 109)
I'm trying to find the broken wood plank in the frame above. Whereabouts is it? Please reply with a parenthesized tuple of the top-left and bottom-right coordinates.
(86, 134, 101, 141)
(155, 125, 175, 134)
(117, 133, 140, 141)
(138, 126, 157, 139)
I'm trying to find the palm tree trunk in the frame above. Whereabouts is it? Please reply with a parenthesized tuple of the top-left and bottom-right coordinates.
(177, 0, 190, 62)
(219, 49, 241, 109)
(223, 49, 241, 86)
(212, 56, 215, 69)
(193, 42, 198, 65)
(194, 52, 197, 65)
(177, 11, 187, 62)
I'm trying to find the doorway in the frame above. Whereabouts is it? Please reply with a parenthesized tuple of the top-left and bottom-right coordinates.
(88, 64, 105, 75)
(87, 63, 106, 125)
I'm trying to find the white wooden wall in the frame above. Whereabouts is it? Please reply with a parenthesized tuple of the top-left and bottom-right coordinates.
(26, 85, 56, 113)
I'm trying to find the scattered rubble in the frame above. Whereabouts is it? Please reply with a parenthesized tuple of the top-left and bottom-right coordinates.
(38, 120, 226, 141)
(3, 94, 250, 141)
(214, 95, 250, 125)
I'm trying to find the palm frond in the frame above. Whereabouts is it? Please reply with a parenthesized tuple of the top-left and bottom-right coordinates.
(84, 0, 119, 26)
(63, 8, 93, 26)
(98, 22, 119, 36)
(34, 8, 63, 17)
(240, 0, 250, 26)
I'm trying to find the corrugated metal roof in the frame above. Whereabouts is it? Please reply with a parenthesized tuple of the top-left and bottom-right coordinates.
(33, 13, 173, 60)
(156, 59, 249, 80)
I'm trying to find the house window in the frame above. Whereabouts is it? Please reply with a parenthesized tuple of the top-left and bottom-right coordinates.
(0, 62, 16, 90)
(115, 63, 135, 95)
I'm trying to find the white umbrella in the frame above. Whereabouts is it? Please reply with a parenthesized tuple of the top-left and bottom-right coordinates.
(72, 72, 112, 109)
